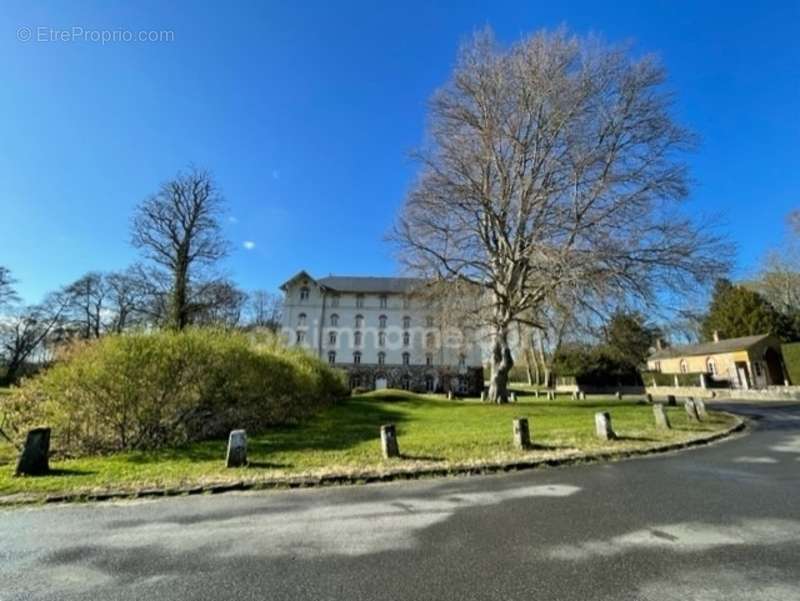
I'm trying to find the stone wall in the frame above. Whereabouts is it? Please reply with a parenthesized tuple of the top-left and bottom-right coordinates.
(340, 364, 484, 396)
(643, 385, 800, 401)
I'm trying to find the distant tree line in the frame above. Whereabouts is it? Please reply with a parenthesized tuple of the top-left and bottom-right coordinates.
(0, 166, 282, 386)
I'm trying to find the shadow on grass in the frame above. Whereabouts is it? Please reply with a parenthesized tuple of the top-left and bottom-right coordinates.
(15, 468, 98, 478)
(399, 453, 446, 462)
(614, 435, 658, 443)
(118, 396, 411, 465)
(246, 460, 291, 470)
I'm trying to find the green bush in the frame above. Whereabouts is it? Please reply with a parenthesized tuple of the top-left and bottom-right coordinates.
(0, 329, 347, 455)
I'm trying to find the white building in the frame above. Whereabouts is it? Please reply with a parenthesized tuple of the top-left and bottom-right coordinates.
(279, 271, 484, 394)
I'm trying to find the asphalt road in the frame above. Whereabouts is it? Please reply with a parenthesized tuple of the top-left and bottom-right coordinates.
(1, 403, 799, 601)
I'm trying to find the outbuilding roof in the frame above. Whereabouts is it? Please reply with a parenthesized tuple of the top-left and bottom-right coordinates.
(648, 334, 773, 360)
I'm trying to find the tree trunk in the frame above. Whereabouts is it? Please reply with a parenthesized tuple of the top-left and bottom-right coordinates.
(537, 332, 550, 388)
(488, 331, 514, 403)
(172, 261, 189, 330)
(525, 348, 535, 386)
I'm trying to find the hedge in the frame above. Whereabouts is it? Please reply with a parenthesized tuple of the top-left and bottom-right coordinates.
(782, 343, 800, 385)
(0, 329, 348, 455)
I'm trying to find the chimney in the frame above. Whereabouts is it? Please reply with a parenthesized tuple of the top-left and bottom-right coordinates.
(713, 330, 720, 343)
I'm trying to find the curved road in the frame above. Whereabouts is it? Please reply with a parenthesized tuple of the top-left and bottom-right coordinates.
(1, 403, 799, 601)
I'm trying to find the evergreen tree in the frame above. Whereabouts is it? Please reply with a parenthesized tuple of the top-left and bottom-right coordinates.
(702, 279, 796, 341)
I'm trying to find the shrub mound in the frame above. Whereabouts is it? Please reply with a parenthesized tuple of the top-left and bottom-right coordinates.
(1, 329, 347, 455)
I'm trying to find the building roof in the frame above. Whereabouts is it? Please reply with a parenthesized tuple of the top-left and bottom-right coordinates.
(316, 275, 426, 294)
(648, 334, 774, 360)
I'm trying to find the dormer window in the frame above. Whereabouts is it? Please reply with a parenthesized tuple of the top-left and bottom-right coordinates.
(329, 313, 339, 327)
(300, 287, 309, 301)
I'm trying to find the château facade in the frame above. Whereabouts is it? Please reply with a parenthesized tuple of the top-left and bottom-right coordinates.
(280, 271, 484, 394)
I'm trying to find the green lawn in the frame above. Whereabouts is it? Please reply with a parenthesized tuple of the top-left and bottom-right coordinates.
(0, 389, 737, 498)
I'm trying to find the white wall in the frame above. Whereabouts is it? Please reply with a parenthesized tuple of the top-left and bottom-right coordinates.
(281, 275, 483, 368)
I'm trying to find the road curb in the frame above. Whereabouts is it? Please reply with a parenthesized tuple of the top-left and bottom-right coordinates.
(0, 413, 746, 508)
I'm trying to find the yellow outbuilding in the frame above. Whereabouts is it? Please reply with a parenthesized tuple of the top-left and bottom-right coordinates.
(646, 332, 788, 389)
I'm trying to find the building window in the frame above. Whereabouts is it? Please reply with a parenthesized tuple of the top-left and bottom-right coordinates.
(403, 332, 410, 346)
(425, 332, 436, 349)
(329, 331, 337, 345)
(329, 313, 339, 327)
(296, 330, 305, 344)
(654, 360, 661, 373)
(403, 316, 411, 329)
(754, 362, 763, 377)
(680, 359, 688, 374)
(402, 352, 410, 366)
(458, 354, 466, 368)
(328, 351, 336, 365)
(401, 374, 411, 390)
(379, 295, 388, 309)
(353, 351, 362, 365)
(378, 351, 386, 366)
(426, 315, 434, 327)
(354, 331, 362, 346)
(706, 358, 717, 375)
(378, 331, 386, 347)
(356, 294, 364, 308)
(297, 313, 306, 326)
(402, 297, 410, 310)
(355, 314, 364, 328)
(330, 294, 339, 308)
(379, 314, 387, 329)
(426, 353, 433, 366)
(300, 287, 309, 301)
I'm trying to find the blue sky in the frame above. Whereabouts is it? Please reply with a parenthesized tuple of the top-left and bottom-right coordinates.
(1, 1, 798, 304)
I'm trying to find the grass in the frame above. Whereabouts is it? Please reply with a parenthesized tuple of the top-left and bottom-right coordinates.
(0, 389, 737, 498)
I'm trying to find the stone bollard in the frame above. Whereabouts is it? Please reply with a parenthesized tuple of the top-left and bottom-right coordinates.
(547, 391, 556, 401)
(666, 395, 677, 406)
(694, 398, 708, 419)
(509, 391, 517, 403)
(15, 427, 51, 476)
(447, 390, 454, 401)
(533, 390, 540, 399)
(615, 391, 622, 400)
(380, 424, 400, 458)
(225, 430, 247, 468)
(595, 412, 616, 440)
(480, 391, 486, 402)
(571, 391, 578, 401)
(579, 391, 587, 401)
(684, 399, 700, 421)
(653, 403, 671, 430)
(512, 418, 532, 450)
(645, 393, 654, 404)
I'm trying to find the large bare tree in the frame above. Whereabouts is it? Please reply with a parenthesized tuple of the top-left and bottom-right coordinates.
(0, 267, 18, 308)
(131, 167, 229, 330)
(63, 271, 109, 339)
(394, 29, 728, 402)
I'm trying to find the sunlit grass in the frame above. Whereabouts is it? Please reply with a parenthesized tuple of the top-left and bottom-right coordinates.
(0, 389, 736, 497)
